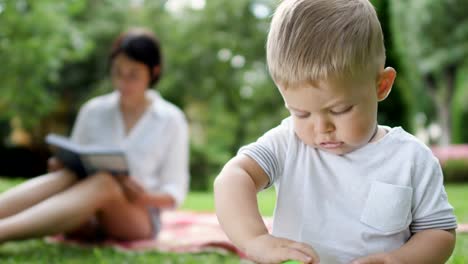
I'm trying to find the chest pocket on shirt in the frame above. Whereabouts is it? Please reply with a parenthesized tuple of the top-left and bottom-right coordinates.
(360, 181, 412, 234)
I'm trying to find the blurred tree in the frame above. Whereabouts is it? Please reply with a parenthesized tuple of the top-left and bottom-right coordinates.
(390, 0, 468, 145)
(0, 0, 417, 187)
(52, 0, 169, 104)
(143, 0, 287, 189)
(154, 0, 285, 151)
(452, 62, 468, 144)
(152, 0, 410, 189)
(371, 0, 411, 131)
(0, 0, 92, 132)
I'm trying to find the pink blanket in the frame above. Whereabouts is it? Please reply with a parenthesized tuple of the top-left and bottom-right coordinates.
(45, 211, 468, 256)
(459, 224, 468, 233)
(46, 210, 272, 257)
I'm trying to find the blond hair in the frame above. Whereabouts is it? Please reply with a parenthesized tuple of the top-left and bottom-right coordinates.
(267, 0, 385, 88)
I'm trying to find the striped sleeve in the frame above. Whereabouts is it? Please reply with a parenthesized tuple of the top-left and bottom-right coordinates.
(239, 144, 280, 188)
(238, 121, 290, 188)
(410, 153, 457, 232)
(411, 215, 457, 232)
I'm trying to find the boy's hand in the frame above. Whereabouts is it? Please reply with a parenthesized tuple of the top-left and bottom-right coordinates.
(350, 253, 404, 264)
(243, 234, 319, 264)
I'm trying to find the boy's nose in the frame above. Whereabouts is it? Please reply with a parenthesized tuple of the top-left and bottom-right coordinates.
(314, 117, 335, 134)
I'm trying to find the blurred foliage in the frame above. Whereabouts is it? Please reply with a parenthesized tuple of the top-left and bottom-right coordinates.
(156, 0, 288, 189)
(1, 0, 466, 189)
(372, 0, 411, 130)
(452, 62, 468, 144)
(0, 0, 92, 130)
(442, 159, 468, 183)
(390, 0, 468, 145)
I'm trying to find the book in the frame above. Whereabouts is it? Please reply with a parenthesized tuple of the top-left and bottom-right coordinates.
(45, 133, 129, 178)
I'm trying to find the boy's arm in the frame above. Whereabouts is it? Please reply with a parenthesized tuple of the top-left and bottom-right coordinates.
(214, 154, 319, 264)
(214, 154, 270, 246)
(352, 229, 456, 264)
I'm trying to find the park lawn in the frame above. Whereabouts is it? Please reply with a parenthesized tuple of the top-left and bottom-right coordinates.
(0, 178, 467, 263)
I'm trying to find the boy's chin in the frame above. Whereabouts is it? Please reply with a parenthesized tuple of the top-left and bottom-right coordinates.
(316, 145, 357, 155)
(323, 149, 348, 155)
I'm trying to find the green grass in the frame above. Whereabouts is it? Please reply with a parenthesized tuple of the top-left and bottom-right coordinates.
(447, 184, 468, 223)
(0, 178, 467, 263)
(446, 184, 468, 264)
(181, 188, 276, 216)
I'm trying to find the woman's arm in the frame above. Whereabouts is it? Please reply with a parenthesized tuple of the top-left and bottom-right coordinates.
(139, 191, 175, 208)
(116, 176, 176, 208)
(153, 117, 190, 207)
(119, 114, 189, 209)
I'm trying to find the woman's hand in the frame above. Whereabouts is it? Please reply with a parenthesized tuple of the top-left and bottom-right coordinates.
(116, 176, 147, 204)
(47, 157, 64, 172)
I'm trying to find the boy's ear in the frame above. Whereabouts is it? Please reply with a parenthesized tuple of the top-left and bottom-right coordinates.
(376, 67, 396, 101)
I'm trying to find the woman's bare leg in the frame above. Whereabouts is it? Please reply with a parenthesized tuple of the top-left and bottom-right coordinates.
(97, 194, 153, 241)
(63, 216, 104, 241)
(65, 192, 154, 242)
(0, 170, 77, 219)
(0, 172, 133, 242)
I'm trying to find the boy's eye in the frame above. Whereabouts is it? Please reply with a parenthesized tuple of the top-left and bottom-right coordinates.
(330, 106, 353, 115)
(293, 111, 310, 118)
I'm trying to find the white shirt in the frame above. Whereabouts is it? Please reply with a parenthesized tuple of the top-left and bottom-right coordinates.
(239, 118, 457, 264)
(71, 90, 189, 207)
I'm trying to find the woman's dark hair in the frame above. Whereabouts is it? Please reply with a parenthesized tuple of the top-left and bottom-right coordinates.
(109, 28, 163, 87)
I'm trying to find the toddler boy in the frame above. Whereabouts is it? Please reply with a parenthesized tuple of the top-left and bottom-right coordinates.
(214, 0, 457, 263)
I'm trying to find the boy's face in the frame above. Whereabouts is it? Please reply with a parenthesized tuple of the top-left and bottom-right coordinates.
(279, 70, 394, 155)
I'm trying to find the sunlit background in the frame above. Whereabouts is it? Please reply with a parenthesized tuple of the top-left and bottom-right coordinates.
(0, 0, 467, 193)
(0, 0, 468, 263)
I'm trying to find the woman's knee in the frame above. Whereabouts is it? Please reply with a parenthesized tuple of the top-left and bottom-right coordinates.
(85, 173, 124, 200)
(57, 169, 79, 185)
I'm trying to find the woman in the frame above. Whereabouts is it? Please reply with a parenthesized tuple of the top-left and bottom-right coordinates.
(0, 28, 189, 242)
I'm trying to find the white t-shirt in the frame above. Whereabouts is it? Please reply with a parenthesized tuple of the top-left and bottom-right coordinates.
(71, 90, 189, 207)
(239, 118, 457, 264)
